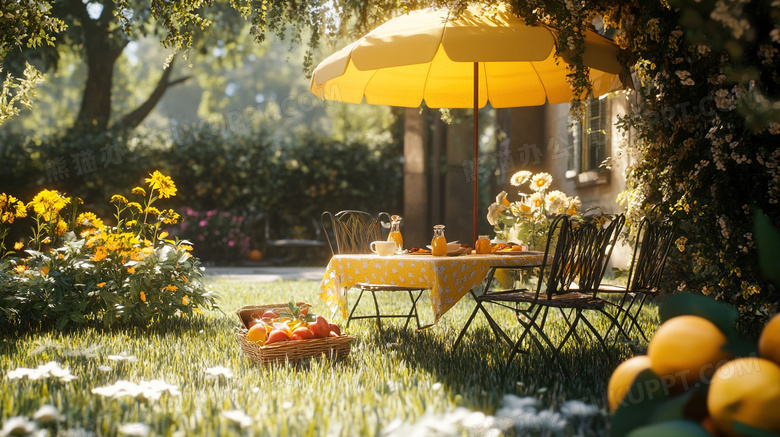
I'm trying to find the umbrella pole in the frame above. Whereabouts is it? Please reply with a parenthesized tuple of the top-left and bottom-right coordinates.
(472, 62, 479, 247)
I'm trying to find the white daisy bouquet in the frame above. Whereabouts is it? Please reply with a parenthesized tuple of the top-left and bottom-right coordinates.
(487, 170, 581, 250)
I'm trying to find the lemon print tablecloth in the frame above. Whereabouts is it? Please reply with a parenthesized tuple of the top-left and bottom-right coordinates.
(318, 253, 546, 323)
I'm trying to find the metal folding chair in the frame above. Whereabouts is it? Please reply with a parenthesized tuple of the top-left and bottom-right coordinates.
(321, 210, 424, 330)
(596, 216, 679, 341)
(453, 213, 630, 368)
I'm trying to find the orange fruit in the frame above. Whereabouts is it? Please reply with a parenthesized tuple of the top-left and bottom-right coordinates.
(248, 249, 263, 261)
(292, 326, 314, 340)
(246, 324, 267, 344)
(647, 315, 733, 392)
(759, 313, 780, 366)
(607, 355, 653, 412)
(266, 329, 291, 344)
(707, 357, 780, 436)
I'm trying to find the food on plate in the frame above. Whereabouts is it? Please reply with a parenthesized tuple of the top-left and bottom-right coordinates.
(409, 247, 431, 254)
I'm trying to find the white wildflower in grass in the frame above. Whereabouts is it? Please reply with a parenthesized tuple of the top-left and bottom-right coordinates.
(33, 404, 62, 425)
(560, 400, 600, 417)
(204, 366, 233, 379)
(530, 173, 552, 192)
(98, 365, 112, 372)
(222, 410, 253, 428)
(107, 353, 137, 362)
(1, 416, 39, 437)
(91, 380, 180, 401)
(7, 361, 76, 382)
(509, 170, 532, 186)
(118, 423, 150, 437)
(535, 410, 568, 434)
(58, 428, 95, 437)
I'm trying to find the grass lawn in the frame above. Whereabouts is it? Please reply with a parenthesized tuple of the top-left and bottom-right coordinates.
(1, 278, 658, 436)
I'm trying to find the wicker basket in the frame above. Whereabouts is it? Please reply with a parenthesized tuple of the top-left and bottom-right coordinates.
(235, 302, 353, 365)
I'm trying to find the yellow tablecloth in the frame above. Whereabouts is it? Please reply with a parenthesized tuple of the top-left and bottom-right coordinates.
(318, 252, 546, 322)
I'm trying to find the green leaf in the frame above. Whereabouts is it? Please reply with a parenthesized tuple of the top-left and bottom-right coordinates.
(752, 206, 780, 287)
(625, 420, 712, 437)
(288, 299, 300, 317)
(610, 369, 670, 437)
(733, 421, 780, 437)
(658, 293, 756, 357)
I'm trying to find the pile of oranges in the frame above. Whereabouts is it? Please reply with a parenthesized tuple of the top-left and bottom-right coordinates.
(608, 308, 780, 436)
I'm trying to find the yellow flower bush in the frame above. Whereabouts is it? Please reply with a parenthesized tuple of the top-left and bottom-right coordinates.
(0, 171, 218, 328)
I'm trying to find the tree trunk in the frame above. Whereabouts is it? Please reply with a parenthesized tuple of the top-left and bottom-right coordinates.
(71, 0, 125, 132)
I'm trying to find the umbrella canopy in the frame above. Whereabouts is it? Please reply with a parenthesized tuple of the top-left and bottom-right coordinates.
(310, 3, 625, 244)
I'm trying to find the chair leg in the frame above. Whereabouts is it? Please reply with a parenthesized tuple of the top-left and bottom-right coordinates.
(346, 289, 366, 328)
(404, 289, 424, 330)
(369, 290, 382, 331)
(506, 305, 563, 369)
(453, 292, 514, 350)
(453, 293, 483, 350)
(599, 306, 633, 344)
(557, 307, 585, 347)
(580, 312, 612, 354)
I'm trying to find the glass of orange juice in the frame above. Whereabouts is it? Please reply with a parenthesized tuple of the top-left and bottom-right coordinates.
(431, 225, 447, 256)
(475, 235, 491, 254)
(387, 215, 403, 252)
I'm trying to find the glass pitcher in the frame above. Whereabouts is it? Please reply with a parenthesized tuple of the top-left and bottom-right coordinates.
(431, 225, 447, 256)
(387, 215, 403, 252)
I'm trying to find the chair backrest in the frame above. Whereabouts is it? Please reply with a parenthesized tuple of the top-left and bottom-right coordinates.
(540, 213, 626, 297)
(626, 217, 679, 293)
(321, 210, 390, 255)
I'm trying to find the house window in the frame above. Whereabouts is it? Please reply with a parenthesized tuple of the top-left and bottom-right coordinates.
(566, 96, 611, 178)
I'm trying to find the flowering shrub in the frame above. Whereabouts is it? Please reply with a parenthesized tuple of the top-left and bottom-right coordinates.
(0, 171, 218, 329)
(487, 170, 582, 250)
(166, 207, 251, 264)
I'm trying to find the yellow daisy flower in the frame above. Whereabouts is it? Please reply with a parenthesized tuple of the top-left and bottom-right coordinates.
(140, 291, 147, 302)
(14, 241, 23, 250)
(91, 246, 108, 262)
(55, 220, 68, 236)
(131, 187, 146, 197)
(181, 295, 189, 306)
(110, 194, 128, 205)
(145, 171, 177, 198)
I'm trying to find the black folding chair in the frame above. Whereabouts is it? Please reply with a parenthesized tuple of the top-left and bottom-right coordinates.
(321, 210, 425, 330)
(596, 216, 679, 341)
(453, 213, 630, 368)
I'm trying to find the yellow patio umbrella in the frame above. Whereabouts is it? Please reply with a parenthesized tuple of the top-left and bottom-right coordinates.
(310, 3, 626, 244)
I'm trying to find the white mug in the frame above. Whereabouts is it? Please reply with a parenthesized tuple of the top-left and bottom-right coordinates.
(370, 240, 397, 256)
